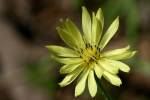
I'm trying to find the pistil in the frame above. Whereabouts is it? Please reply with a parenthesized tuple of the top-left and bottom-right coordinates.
(80, 43, 101, 65)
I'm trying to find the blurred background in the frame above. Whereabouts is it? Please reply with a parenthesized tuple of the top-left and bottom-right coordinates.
(0, 0, 150, 100)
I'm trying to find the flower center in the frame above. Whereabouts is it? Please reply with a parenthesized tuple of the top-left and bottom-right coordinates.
(80, 44, 101, 66)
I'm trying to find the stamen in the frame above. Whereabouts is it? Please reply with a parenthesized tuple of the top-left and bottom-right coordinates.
(80, 49, 83, 53)
(91, 45, 93, 49)
(85, 44, 88, 48)
(87, 43, 89, 48)
(80, 43, 101, 66)
(96, 47, 99, 50)
(98, 48, 101, 52)
(80, 55, 82, 58)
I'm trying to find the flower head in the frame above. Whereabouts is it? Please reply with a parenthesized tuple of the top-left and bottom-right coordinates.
(46, 7, 136, 97)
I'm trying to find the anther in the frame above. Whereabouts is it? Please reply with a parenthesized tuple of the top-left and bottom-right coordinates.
(87, 43, 90, 47)
(96, 47, 99, 50)
(91, 45, 93, 49)
(96, 62, 98, 64)
(80, 55, 82, 58)
(98, 48, 101, 52)
(76, 49, 80, 53)
(95, 51, 97, 54)
(85, 44, 88, 48)
(80, 49, 83, 52)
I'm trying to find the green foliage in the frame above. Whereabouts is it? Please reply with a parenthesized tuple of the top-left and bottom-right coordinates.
(25, 56, 59, 92)
(102, 0, 140, 48)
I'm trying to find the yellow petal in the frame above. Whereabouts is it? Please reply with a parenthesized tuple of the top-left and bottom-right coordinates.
(105, 51, 136, 60)
(96, 8, 104, 29)
(102, 45, 130, 57)
(75, 68, 89, 97)
(99, 60, 119, 74)
(91, 12, 102, 45)
(57, 19, 85, 49)
(104, 59, 130, 73)
(99, 17, 119, 50)
(102, 45, 137, 60)
(46, 45, 79, 57)
(82, 6, 91, 44)
(52, 56, 83, 64)
(88, 70, 97, 97)
(60, 63, 82, 74)
(94, 64, 104, 79)
(103, 71, 122, 86)
(59, 66, 84, 87)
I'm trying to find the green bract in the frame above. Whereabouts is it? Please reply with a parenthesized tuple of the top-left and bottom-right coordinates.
(46, 6, 136, 97)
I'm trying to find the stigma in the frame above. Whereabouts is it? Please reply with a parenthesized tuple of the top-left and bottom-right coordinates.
(79, 43, 101, 65)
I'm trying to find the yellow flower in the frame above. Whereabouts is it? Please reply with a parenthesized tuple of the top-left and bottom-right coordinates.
(46, 7, 136, 97)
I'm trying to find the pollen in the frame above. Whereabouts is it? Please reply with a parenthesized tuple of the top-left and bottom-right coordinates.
(80, 44, 101, 65)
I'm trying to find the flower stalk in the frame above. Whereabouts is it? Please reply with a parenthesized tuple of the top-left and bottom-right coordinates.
(96, 76, 112, 100)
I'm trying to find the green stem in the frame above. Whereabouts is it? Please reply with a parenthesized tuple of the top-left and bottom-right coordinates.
(96, 77, 112, 100)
